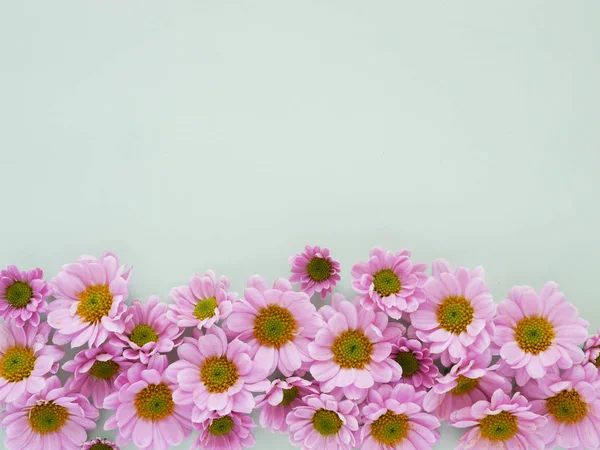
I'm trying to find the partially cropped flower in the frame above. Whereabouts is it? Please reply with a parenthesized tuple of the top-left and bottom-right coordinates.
(109, 296, 181, 364)
(166, 326, 268, 422)
(360, 384, 440, 450)
(225, 276, 323, 377)
(62, 342, 133, 408)
(255, 377, 318, 433)
(192, 412, 256, 450)
(0, 322, 64, 403)
(0, 265, 50, 327)
(81, 438, 120, 449)
(423, 351, 511, 420)
(411, 260, 496, 365)
(289, 245, 341, 299)
(287, 392, 360, 450)
(167, 270, 236, 330)
(391, 337, 439, 390)
(308, 294, 400, 399)
(48, 252, 131, 348)
(494, 282, 589, 386)
(585, 330, 600, 368)
(104, 355, 193, 450)
(351, 247, 427, 320)
(0, 376, 98, 450)
(449, 389, 546, 450)
(522, 363, 600, 449)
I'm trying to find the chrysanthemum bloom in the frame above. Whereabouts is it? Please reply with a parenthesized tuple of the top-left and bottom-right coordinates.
(522, 363, 600, 449)
(255, 377, 318, 433)
(360, 383, 441, 450)
(287, 392, 360, 450)
(391, 337, 439, 390)
(411, 261, 496, 365)
(104, 355, 193, 450)
(0, 265, 50, 327)
(423, 350, 511, 420)
(167, 270, 236, 330)
(192, 411, 256, 450)
(48, 252, 131, 348)
(62, 342, 133, 408)
(0, 322, 64, 403)
(449, 389, 547, 450)
(81, 438, 120, 450)
(351, 247, 427, 319)
(585, 330, 600, 368)
(289, 245, 341, 299)
(109, 296, 181, 364)
(166, 326, 268, 421)
(0, 376, 98, 450)
(225, 275, 323, 377)
(493, 282, 589, 386)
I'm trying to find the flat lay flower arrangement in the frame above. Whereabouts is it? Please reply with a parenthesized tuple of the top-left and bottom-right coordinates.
(0, 247, 599, 450)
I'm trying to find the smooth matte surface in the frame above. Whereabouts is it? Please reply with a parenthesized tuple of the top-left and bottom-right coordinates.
(1, 1, 599, 448)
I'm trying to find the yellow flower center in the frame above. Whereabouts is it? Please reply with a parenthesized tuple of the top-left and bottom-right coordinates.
(194, 297, 218, 320)
(5, 281, 33, 308)
(77, 284, 113, 323)
(134, 383, 175, 421)
(451, 375, 479, 395)
(129, 324, 159, 347)
(306, 257, 333, 282)
(0, 346, 36, 382)
(547, 389, 588, 424)
(200, 356, 239, 393)
(28, 401, 69, 434)
(479, 411, 518, 441)
(370, 411, 409, 445)
(514, 316, 555, 355)
(311, 409, 343, 436)
(437, 296, 474, 334)
(372, 269, 401, 297)
(332, 329, 373, 369)
(253, 304, 297, 348)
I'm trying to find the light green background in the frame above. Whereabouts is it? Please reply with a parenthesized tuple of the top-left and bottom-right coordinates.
(1, 1, 599, 449)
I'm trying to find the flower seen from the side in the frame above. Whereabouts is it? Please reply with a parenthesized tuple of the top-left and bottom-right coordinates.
(585, 330, 600, 368)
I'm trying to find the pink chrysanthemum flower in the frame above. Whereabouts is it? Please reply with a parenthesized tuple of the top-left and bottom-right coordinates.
(0, 265, 50, 327)
(522, 363, 600, 449)
(225, 275, 323, 377)
(391, 337, 439, 390)
(0, 376, 98, 450)
(585, 330, 600, 368)
(449, 389, 547, 450)
(289, 245, 341, 299)
(493, 282, 589, 386)
(255, 377, 318, 433)
(109, 296, 181, 364)
(167, 270, 236, 330)
(81, 438, 120, 449)
(166, 326, 268, 422)
(62, 342, 133, 408)
(411, 260, 496, 365)
(104, 355, 193, 450)
(192, 411, 256, 450)
(287, 392, 360, 450)
(0, 322, 64, 403)
(360, 383, 441, 450)
(308, 294, 400, 399)
(48, 252, 131, 348)
(423, 351, 512, 420)
(351, 247, 427, 320)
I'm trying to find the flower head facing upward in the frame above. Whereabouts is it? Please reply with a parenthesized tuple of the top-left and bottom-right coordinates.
(289, 245, 341, 299)
(391, 337, 439, 389)
(192, 411, 256, 450)
(0, 265, 50, 327)
(585, 330, 600, 368)
(81, 438, 120, 450)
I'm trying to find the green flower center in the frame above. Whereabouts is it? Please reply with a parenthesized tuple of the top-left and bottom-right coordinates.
(479, 411, 518, 441)
(89, 444, 113, 450)
(395, 351, 419, 377)
(372, 269, 401, 297)
(77, 284, 113, 323)
(209, 416, 234, 436)
(451, 375, 479, 395)
(200, 356, 239, 393)
(0, 346, 36, 382)
(5, 281, 33, 308)
(514, 316, 555, 355)
(253, 304, 297, 348)
(129, 324, 159, 347)
(306, 257, 333, 282)
(311, 409, 343, 436)
(194, 297, 218, 321)
(371, 411, 409, 445)
(332, 329, 373, 369)
(595, 354, 600, 367)
(437, 296, 474, 334)
(280, 386, 299, 406)
(547, 389, 588, 424)
(134, 383, 175, 421)
(28, 401, 69, 434)
(89, 360, 120, 380)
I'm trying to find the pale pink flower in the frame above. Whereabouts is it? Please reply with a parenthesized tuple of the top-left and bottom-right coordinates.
(81, 438, 120, 449)
(585, 330, 600, 368)
(289, 245, 341, 299)
(192, 412, 256, 450)
(0, 265, 50, 327)
(391, 337, 439, 389)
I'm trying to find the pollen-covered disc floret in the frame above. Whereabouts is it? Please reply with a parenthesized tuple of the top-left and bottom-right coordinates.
(546, 390, 588, 424)
(436, 296, 474, 335)
(514, 316, 555, 355)
(332, 329, 373, 369)
(200, 356, 239, 393)
(0, 265, 50, 327)
(0, 346, 36, 382)
(253, 304, 298, 348)
(289, 245, 341, 299)
(28, 401, 69, 434)
(134, 383, 175, 421)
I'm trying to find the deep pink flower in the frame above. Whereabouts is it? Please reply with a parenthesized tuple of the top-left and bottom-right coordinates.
(0, 376, 98, 450)
(167, 270, 236, 330)
(81, 438, 120, 449)
(391, 337, 439, 390)
(0, 265, 50, 327)
(104, 355, 193, 450)
(494, 282, 589, 386)
(62, 342, 133, 408)
(48, 252, 131, 348)
(0, 322, 64, 403)
(192, 411, 256, 450)
(449, 389, 547, 450)
(360, 383, 440, 450)
(289, 245, 341, 299)
(585, 330, 600, 368)
(351, 247, 427, 319)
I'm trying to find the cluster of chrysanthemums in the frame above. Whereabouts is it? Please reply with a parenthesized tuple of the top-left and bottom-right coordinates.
(0, 247, 599, 450)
